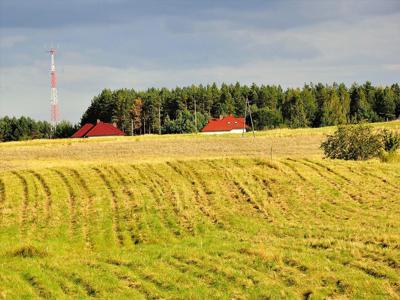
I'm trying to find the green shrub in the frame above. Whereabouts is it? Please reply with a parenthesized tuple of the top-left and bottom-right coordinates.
(380, 129, 400, 152)
(321, 124, 383, 160)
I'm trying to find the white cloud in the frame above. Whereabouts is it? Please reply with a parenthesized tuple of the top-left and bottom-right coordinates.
(1, 1, 399, 122)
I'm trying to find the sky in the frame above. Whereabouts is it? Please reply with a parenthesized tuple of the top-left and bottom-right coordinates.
(0, 0, 399, 123)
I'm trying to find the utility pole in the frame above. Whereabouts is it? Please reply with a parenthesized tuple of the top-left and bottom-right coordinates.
(194, 98, 197, 133)
(243, 97, 255, 138)
(248, 98, 255, 138)
(242, 97, 247, 137)
(158, 105, 161, 135)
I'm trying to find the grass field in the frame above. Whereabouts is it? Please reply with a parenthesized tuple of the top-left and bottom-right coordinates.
(0, 121, 399, 299)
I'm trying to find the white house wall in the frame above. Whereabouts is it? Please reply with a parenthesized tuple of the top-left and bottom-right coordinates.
(201, 129, 246, 135)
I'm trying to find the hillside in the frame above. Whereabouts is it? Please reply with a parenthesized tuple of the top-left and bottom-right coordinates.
(0, 122, 399, 299)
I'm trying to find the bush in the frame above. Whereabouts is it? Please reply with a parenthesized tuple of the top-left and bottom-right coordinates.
(380, 129, 400, 152)
(321, 124, 383, 160)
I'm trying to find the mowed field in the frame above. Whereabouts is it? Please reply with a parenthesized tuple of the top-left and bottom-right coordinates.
(0, 121, 399, 299)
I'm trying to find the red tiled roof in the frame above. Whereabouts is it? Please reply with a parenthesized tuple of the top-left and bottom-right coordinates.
(71, 123, 94, 138)
(85, 122, 125, 137)
(201, 115, 248, 132)
(71, 122, 124, 138)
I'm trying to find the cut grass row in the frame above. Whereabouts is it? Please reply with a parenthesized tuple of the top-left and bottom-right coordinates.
(0, 157, 399, 299)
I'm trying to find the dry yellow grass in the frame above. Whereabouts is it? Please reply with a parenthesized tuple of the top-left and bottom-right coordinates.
(0, 121, 399, 299)
(0, 134, 320, 172)
(1, 120, 398, 172)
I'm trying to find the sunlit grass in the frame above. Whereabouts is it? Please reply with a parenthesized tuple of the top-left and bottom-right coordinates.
(0, 121, 399, 299)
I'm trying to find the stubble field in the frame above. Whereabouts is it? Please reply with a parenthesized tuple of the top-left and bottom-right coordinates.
(0, 121, 399, 299)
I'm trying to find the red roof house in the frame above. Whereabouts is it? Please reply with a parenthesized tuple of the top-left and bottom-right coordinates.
(71, 120, 124, 138)
(71, 123, 94, 138)
(201, 115, 248, 134)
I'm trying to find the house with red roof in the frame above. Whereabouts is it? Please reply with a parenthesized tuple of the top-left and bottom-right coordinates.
(201, 115, 248, 134)
(71, 123, 94, 138)
(71, 120, 124, 138)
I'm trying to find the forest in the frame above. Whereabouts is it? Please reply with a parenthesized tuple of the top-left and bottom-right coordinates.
(0, 117, 76, 142)
(81, 82, 400, 135)
(1, 81, 399, 141)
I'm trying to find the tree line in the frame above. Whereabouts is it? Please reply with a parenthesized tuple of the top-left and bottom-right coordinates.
(81, 81, 400, 134)
(0, 116, 77, 142)
(1, 81, 399, 142)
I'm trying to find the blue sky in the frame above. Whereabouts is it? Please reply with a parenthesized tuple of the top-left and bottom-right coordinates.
(0, 0, 399, 122)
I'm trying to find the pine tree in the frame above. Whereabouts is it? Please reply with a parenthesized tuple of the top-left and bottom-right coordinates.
(391, 83, 400, 118)
(282, 89, 308, 128)
(321, 88, 346, 126)
(350, 85, 372, 122)
(301, 85, 317, 126)
(374, 87, 396, 121)
(130, 98, 143, 135)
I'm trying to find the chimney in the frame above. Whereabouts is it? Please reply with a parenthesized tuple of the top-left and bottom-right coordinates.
(113, 122, 117, 128)
(97, 119, 101, 124)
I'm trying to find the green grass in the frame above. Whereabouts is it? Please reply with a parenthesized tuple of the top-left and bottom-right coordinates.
(1, 158, 399, 299)
(0, 122, 400, 299)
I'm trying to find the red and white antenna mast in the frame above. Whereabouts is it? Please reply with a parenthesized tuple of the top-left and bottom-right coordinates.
(49, 48, 59, 125)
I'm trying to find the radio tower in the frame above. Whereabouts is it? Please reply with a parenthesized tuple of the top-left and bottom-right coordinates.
(49, 48, 59, 125)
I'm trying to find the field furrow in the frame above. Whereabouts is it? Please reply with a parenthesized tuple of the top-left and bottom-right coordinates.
(176, 161, 223, 226)
(146, 164, 195, 235)
(289, 158, 362, 205)
(210, 159, 273, 222)
(0, 177, 5, 225)
(279, 160, 308, 182)
(52, 169, 81, 240)
(1, 156, 399, 299)
(67, 168, 96, 250)
(166, 161, 221, 227)
(105, 165, 141, 246)
(129, 164, 180, 242)
(28, 171, 53, 227)
(10, 171, 30, 237)
(92, 167, 125, 247)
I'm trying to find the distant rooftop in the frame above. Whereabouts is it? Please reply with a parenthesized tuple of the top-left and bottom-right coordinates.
(71, 121, 124, 138)
(202, 115, 247, 132)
